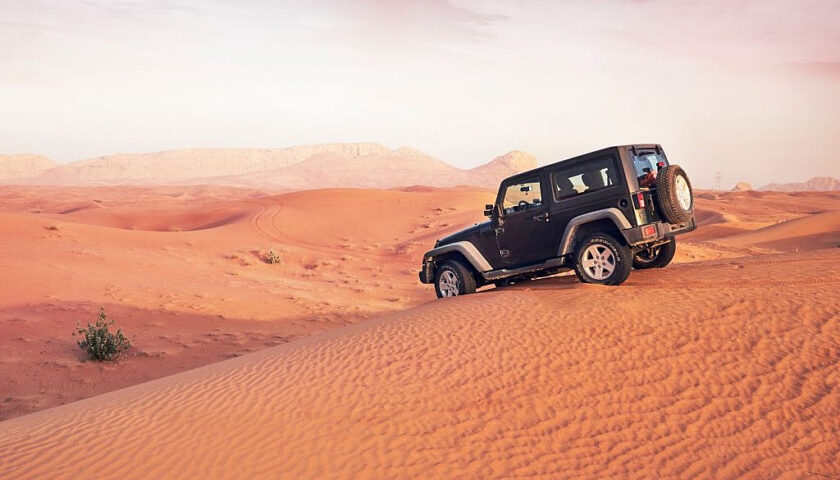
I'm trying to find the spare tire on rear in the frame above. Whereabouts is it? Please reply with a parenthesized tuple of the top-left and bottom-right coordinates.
(655, 165, 693, 224)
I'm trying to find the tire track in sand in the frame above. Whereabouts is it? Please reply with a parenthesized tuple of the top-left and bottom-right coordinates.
(247, 198, 379, 259)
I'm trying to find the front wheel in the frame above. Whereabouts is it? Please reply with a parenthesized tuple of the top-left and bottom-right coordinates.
(434, 260, 477, 299)
(633, 237, 677, 269)
(573, 233, 632, 285)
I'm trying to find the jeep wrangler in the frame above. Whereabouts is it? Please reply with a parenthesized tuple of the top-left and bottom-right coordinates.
(418, 144, 696, 298)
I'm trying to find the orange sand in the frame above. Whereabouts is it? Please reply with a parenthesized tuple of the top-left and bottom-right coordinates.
(0, 185, 495, 419)
(0, 186, 838, 479)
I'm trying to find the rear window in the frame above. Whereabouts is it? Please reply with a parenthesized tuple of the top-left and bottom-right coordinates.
(633, 152, 669, 188)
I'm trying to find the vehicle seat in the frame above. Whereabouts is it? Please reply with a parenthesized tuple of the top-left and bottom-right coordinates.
(581, 171, 605, 190)
(556, 176, 576, 199)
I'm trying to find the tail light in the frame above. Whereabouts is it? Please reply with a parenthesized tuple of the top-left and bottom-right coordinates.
(642, 225, 656, 236)
(634, 192, 649, 225)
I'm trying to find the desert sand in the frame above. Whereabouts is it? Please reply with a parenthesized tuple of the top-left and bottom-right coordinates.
(0, 184, 497, 419)
(0, 186, 838, 479)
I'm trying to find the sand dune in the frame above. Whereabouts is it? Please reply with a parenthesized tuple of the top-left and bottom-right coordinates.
(684, 191, 840, 247)
(715, 210, 840, 251)
(0, 184, 495, 419)
(0, 187, 837, 422)
(1, 250, 838, 479)
(0, 187, 839, 478)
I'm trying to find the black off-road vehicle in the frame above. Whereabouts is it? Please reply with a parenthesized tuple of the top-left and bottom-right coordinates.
(418, 144, 696, 298)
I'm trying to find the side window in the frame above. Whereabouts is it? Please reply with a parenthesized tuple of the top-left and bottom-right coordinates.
(550, 156, 617, 202)
(501, 178, 542, 215)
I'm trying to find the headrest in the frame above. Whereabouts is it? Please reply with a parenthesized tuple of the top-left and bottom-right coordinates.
(557, 176, 575, 192)
(582, 171, 605, 189)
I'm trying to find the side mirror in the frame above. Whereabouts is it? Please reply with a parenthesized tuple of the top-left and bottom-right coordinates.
(484, 204, 495, 217)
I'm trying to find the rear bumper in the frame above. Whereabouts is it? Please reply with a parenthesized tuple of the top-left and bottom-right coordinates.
(623, 216, 696, 246)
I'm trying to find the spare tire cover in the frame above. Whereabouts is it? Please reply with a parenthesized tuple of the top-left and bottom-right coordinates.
(655, 165, 693, 224)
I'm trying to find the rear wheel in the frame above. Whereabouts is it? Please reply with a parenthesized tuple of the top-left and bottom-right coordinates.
(434, 260, 477, 299)
(573, 233, 632, 285)
(633, 237, 677, 269)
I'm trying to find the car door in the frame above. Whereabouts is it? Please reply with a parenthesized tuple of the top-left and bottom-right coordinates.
(494, 174, 557, 267)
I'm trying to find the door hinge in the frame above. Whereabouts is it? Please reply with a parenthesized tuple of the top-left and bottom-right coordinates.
(500, 249, 511, 257)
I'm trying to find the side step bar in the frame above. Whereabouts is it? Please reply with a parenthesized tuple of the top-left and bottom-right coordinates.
(481, 257, 567, 281)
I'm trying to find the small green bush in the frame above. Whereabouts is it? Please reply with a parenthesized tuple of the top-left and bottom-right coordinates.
(73, 308, 132, 361)
(265, 249, 282, 265)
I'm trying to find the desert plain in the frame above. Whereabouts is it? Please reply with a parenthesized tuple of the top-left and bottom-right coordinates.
(0, 181, 838, 479)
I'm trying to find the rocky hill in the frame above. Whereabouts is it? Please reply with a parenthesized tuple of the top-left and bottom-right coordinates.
(0, 154, 56, 180)
(466, 151, 538, 186)
(36, 144, 396, 184)
(4, 144, 538, 189)
(760, 176, 839, 191)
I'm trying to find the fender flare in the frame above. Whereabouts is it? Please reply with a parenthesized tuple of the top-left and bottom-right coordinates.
(557, 208, 632, 256)
(422, 241, 493, 273)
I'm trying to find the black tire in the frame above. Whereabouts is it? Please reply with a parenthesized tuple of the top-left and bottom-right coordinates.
(655, 165, 694, 224)
(633, 237, 677, 269)
(573, 233, 632, 285)
(434, 260, 477, 299)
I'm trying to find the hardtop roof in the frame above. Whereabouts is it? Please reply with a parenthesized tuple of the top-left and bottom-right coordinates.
(502, 143, 662, 184)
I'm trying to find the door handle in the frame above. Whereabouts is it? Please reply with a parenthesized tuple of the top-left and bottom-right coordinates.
(532, 212, 549, 222)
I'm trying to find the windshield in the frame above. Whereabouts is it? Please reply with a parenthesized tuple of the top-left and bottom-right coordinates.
(633, 152, 668, 188)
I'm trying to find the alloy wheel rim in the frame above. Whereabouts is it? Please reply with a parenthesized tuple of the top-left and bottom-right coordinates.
(675, 175, 692, 211)
(581, 245, 616, 280)
(438, 270, 460, 297)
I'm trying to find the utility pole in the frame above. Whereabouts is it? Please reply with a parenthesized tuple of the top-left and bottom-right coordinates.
(715, 171, 722, 191)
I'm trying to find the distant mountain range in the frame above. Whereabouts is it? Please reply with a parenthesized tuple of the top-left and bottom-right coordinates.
(760, 177, 840, 192)
(4, 147, 835, 192)
(0, 154, 57, 180)
(0, 144, 536, 190)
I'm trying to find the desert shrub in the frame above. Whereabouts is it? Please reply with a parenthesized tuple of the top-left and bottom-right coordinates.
(73, 308, 131, 361)
(45, 224, 59, 231)
(264, 249, 282, 265)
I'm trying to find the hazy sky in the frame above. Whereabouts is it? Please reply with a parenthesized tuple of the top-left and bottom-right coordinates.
(1, 0, 838, 187)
